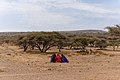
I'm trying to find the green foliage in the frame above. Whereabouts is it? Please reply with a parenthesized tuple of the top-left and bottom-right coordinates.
(1, 25, 119, 53)
(74, 37, 88, 51)
(106, 25, 120, 37)
(18, 36, 29, 51)
(88, 38, 98, 47)
(106, 25, 120, 50)
(18, 32, 67, 52)
(95, 39, 108, 49)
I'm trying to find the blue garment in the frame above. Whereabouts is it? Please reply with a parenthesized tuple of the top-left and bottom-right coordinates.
(50, 53, 56, 62)
(61, 55, 69, 63)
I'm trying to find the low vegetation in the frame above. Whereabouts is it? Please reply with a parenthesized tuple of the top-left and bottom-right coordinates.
(0, 25, 120, 54)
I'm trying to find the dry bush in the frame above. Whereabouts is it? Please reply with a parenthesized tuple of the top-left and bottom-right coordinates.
(0, 69, 5, 72)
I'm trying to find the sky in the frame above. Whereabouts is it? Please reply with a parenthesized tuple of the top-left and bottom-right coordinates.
(0, 0, 120, 32)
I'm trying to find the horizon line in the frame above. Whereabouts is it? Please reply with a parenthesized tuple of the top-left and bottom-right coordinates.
(0, 29, 107, 32)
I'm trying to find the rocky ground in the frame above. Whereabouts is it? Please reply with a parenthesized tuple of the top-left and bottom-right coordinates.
(0, 45, 120, 80)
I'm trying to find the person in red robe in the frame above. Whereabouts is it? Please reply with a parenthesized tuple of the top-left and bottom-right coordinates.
(55, 53, 62, 63)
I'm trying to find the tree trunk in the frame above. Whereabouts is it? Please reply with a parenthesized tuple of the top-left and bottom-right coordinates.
(59, 48, 61, 52)
(23, 46, 28, 52)
(113, 45, 115, 51)
(30, 45, 35, 50)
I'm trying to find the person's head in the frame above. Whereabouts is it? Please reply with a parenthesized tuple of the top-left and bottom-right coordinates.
(57, 53, 59, 56)
(61, 54, 63, 56)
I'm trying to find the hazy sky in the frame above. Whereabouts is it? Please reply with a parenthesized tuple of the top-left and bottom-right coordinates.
(0, 0, 120, 32)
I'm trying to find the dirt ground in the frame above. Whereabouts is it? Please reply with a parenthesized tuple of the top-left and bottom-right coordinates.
(0, 45, 120, 80)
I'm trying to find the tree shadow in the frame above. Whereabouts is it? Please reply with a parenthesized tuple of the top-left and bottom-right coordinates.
(26, 50, 58, 55)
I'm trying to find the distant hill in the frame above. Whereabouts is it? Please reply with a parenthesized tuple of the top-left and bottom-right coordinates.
(0, 32, 29, 36)
(0, 30, 107, 37)
(59, 30, 107, 35)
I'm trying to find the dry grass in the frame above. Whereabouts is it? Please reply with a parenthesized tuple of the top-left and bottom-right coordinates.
(0, 69, 5, 72)
(0, 45, 120, 80)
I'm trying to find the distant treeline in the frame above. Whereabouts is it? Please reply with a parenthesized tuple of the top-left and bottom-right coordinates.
(0, 25, 120, 52)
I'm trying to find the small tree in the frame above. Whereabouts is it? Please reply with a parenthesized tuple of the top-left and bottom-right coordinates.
(74, 37, 88, 51)
(106, 25, 120, 50)
(66, 35, 77, 50)
(18, 37, 29, 51)
(108, 37, 120, 51)
(95, 39, 108, 49)
(55, 32, 67, 52)
(88, 38, 98, 47)
(34, 32, 57, 52)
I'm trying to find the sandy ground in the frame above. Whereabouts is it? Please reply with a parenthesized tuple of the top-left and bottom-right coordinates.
(0, 46, 120, 80)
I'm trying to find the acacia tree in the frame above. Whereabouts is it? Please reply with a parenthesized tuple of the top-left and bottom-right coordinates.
(88, 38, 99, 47)
(54, 32, 67, 52)
(74, 37, 88, 51)
(95, 39, 108, 50)
(18, 32, 67, 53)
(106, 25, 120, 37)
(18, 36, 29, 51)
(106, 25, 120, 50)
(65, 35, 77, 50)
(108, 37, 120, 51)
(27, 36, 36, 50)
(33, 32, 58, 52)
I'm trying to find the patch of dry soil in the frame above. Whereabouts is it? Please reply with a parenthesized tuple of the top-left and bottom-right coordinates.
(0, 46, 120, 80)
